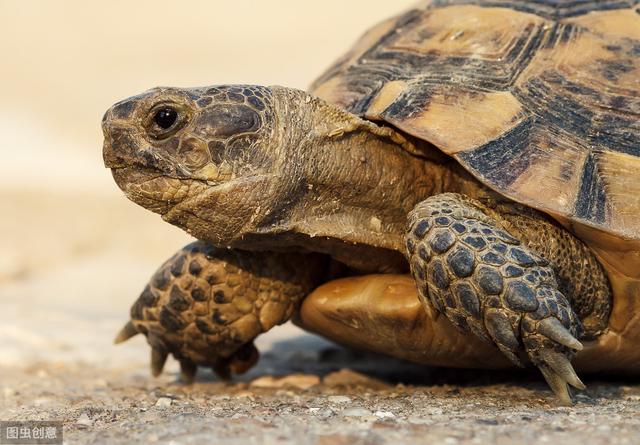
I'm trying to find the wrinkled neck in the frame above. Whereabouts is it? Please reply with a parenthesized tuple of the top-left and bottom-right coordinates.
(268, 87, 483, 261)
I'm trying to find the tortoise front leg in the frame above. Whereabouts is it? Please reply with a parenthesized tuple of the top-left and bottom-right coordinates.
(115, 241, 326, 382)
(406, 193, 612, 405)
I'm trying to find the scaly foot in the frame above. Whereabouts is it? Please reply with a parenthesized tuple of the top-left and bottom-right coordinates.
(114, 241, 324, 381)
(407, 193, 585, 405)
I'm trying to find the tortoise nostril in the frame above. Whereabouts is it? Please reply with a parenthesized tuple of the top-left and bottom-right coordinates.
(102, 123, 140, 169)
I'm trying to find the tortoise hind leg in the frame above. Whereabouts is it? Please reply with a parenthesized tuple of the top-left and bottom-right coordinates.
(406, 193, 595, 405)
(115, 241, 326, 382)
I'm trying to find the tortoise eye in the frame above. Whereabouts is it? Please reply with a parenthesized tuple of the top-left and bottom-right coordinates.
(154, 107, 178, 129)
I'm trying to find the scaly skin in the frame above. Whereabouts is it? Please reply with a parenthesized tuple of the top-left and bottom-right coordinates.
(116, 242, 327, 381)
(103, 85, 612, 404)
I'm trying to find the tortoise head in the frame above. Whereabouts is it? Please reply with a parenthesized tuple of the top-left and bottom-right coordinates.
(103, 84, 428, 260)
(102, 85, 292, 245)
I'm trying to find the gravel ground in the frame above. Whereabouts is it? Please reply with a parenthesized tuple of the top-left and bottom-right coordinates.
(2, 193, 640, 445)
(2, 345, 640, 445)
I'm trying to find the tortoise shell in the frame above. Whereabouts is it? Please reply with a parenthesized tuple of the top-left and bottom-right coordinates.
(310, 0, 640, 370)
(311, 0, 640, 243)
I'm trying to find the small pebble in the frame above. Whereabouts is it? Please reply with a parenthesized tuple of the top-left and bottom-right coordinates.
(155, 397, 172, 408)
(341, 407, 372, 417)
(316, 408, 335, 419)
(375, 410, 395, 419)
(76, 413, 93, 427)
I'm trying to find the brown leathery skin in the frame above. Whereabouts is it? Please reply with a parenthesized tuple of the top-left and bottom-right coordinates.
(563, 226, 640, 374)
(480, 201, 612, 340)
(126, 241, 327, 378)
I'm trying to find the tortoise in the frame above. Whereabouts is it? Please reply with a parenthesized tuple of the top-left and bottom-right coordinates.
(102, 0, 640, 405)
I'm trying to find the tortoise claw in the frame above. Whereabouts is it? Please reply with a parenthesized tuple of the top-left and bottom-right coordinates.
(151, 347, 168, 377)
(537, 318, 583, 351)
(528, 311, 584, 404)
(114, 321, 140, 344)
(539, 366, 573, 406)
(210, 343, 260, 380)
(212, 362, 231, 381)
(539, 349, 586, 390)
(180, 360, 197, 384)
(537, 349, 586, 406)
(228, 343, 259, 375)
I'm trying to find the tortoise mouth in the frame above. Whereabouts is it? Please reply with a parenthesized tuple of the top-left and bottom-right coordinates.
(110, 165, 173, 190)
(110, 166, 213, 215)
(163, 173, 273, 218)
(110, 165, 229, 190)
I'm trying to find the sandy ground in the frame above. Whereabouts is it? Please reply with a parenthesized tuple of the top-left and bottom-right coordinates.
(1, 1, 640, 444)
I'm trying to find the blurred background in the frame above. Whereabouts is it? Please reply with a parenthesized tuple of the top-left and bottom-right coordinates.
(0, 0, 414, 370)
